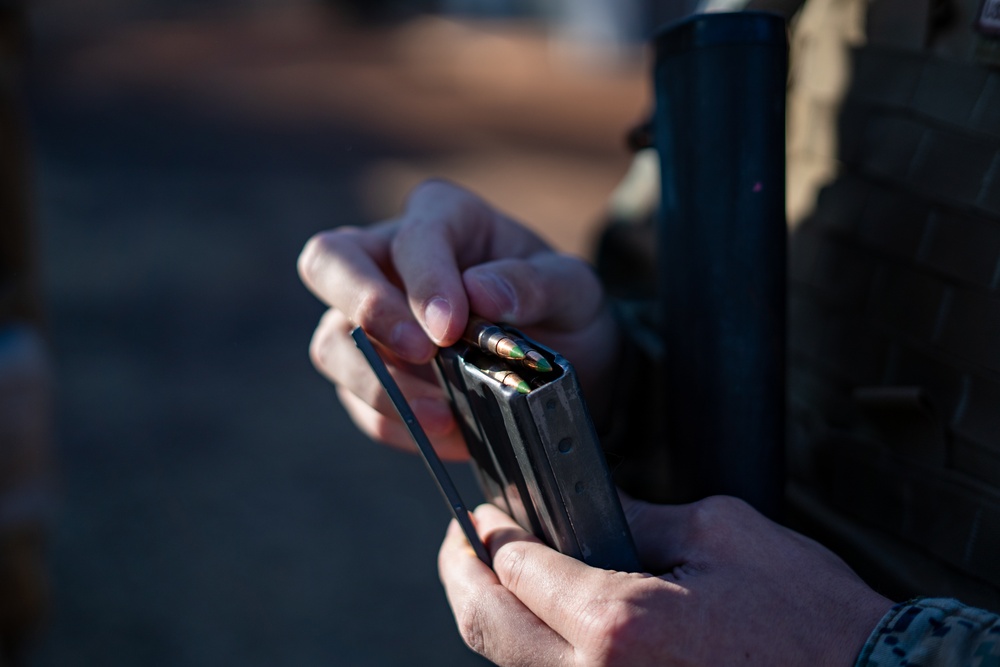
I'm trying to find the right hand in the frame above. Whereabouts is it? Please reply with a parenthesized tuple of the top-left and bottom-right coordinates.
(297, 180, 620, 460)
(438, 496, 892, 667)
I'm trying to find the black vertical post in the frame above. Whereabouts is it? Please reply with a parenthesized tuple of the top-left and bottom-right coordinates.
(653, 12, 788, 518)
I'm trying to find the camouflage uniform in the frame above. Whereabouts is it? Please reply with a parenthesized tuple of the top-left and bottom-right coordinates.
(859, 598, 1000, 666)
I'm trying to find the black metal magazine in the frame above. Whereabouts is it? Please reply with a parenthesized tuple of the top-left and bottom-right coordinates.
(434, 327, 640, 572)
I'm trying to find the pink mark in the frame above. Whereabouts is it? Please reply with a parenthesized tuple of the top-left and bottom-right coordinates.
(753, 182, 763, 193)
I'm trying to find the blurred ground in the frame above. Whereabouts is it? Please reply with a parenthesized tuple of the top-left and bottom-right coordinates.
(36, 1, 649, 254)
(23, 2, 647, 665)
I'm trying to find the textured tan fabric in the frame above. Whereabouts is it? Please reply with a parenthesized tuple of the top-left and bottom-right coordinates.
(787, 0, 1000, 604)
(784, 0, 868, 224)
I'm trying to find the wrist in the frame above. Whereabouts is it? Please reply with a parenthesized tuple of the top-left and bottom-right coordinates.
(832, 590, 895, 667)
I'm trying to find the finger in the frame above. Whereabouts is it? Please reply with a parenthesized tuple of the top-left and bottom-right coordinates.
(472, 504, 655, 650)
(462, 254, 619, 394)
(337, 386, 469, 461)
(462, 253, 605, 332)
(298, 224, 436, 363)
(310, 309, 454, 433)
(390, 181, 550, 346)
(438, 518, 570, 666)
(472, 502, 547, 549)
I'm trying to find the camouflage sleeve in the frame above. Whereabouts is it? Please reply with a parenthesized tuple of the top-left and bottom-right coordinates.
(855, 598, 1000, 666)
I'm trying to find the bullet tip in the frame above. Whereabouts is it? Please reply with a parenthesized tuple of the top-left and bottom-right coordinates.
(515, 381, 531, 394)
(508, 345, 526, 359)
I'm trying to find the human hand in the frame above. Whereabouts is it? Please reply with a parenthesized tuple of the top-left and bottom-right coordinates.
(297, 180, 619, 460)
(438, 496, 893, 666)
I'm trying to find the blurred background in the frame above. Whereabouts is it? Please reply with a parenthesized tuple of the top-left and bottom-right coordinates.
(1, 0, 699, 664)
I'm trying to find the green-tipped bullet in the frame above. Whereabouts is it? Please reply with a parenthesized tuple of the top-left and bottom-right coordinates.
(511, 338, 553, 373)
(463, 316, 526, 360)
(475, 360, 532, 394)
(530, 354, 552, 373)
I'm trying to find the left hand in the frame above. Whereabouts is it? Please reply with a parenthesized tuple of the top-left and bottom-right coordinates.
(297, 181, 619, 460)
(438, 496, 892, 667)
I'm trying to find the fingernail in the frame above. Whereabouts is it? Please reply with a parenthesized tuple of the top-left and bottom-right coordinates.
(423, 297, 453, 344)
(391, 321, 432, 362)
(472, 271, 516, 319)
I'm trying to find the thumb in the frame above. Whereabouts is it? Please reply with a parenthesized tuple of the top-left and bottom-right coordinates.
(463, 253, 619, 414)
(462, 254, 605, 332)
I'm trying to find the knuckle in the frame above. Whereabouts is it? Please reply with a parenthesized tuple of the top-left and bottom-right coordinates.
(308, 327, 328, 371)
(296, 235, 323, 285)
(686, 495, 752, 541)
(307, 310, 347, 375)
(296, 231, 332, 283)
(454, 595, 488, 656)
(491, 544, 528, 593)
(513, 264, 546, 317)
(297, 227, 362, 285)
(703, 494, 752, 518)
(389, 221, 423, 256)
(574, 595, 644, 667)
(402, 179, 485, 227)
(407, 178, 458, 206)
(350, 286, 396, 332)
